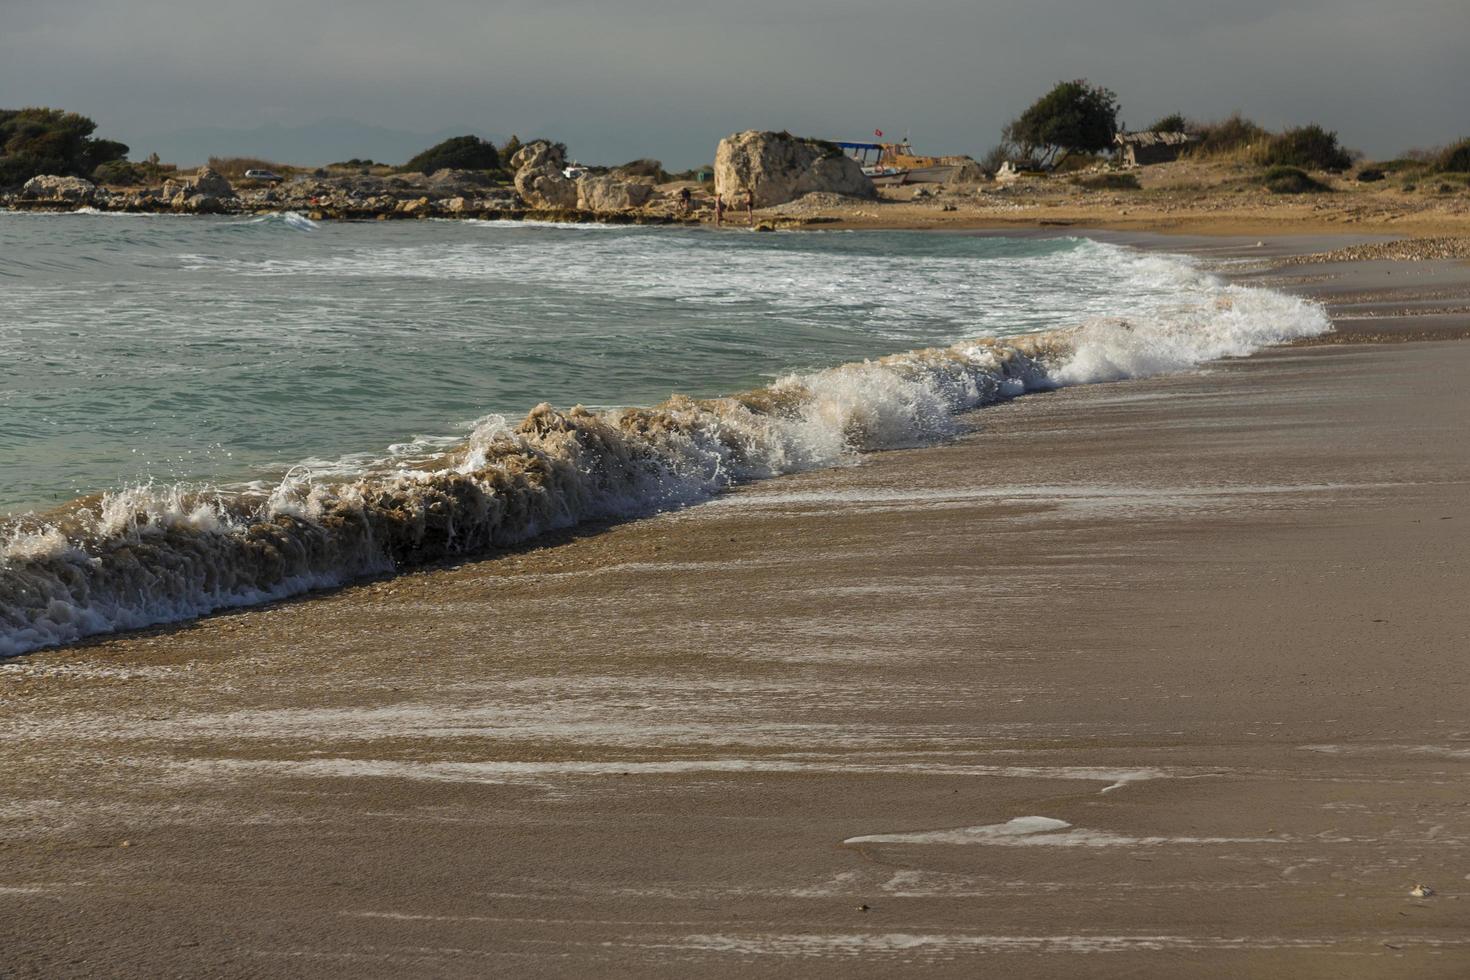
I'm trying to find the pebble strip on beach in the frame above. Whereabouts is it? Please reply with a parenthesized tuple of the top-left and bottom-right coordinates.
(1280, 236, 1470, 264)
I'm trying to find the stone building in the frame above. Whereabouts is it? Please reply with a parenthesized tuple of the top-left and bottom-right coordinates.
(1114, 131, 1200, 167)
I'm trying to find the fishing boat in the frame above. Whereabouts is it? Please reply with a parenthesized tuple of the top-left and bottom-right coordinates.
(835, 141, 909, 185)
(836, 136, 947, 186)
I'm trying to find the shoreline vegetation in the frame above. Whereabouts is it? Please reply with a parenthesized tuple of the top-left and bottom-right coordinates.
(2, 94, 1467, 237)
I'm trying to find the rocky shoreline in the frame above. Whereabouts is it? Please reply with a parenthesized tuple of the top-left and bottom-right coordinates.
(4, 166, 703, 226)
(2, 132, 883, 228)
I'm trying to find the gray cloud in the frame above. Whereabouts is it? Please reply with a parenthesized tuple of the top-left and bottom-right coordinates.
(2, 0, 1466, 166)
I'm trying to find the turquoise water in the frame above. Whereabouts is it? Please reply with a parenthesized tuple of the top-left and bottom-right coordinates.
(1, 212, 1333, 654)
(4, 213, 1153, 515)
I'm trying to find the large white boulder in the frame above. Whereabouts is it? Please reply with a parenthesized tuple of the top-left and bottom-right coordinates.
(714, 131, 874, 208)
(577, 176, 653, 212)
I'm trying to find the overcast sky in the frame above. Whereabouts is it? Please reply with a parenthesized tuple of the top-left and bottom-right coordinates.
(3, 0, 1466, 167)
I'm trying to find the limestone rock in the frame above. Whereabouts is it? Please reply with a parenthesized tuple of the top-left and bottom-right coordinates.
(509, 140, 565, 173)
(714, 131, 874, 208)
(534, 174, 580, 209)
(578, 176, 653, 212)
(21, 175, 95, 204)
(190, 167, 234, 199)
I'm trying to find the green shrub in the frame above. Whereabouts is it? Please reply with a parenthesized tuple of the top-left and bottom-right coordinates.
(1355, 168, 1385, 183)
(1262, 165, 1328, 194)
(1072, 172, 1140, 190)
(1259, 125, 1352, 171)
(1190, 113, 1268, 158)
(1147, 113, 1191, 134)
(401, 135, 500, 175)
(1438, 138, 1470, 173)
(92, 159, 143, 185)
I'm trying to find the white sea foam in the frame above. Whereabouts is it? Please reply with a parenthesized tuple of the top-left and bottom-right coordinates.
(844, 815, 1283, 848)
(0, 242, 1329, 656)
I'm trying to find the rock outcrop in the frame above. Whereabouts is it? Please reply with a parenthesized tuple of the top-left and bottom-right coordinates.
(163, 167, 237, 213)
(577, 176, 653, 212)
(21, 175, 95, 205)
(509, 140, 579, 209)
(714, 131, 874, 208)
(190, 167, 234, 199)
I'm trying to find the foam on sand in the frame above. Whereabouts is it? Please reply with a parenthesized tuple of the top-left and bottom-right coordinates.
(844, 815, 1284, 848)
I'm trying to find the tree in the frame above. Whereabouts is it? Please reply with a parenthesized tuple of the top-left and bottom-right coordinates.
(400, 135, 500, 175)
(1147, 113, 1191, 134)
(0, 107, 129, 186)
(1002, 80, 1120, 168)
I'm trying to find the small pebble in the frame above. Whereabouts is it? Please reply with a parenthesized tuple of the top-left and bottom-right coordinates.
(1410, 884, 1434, 898)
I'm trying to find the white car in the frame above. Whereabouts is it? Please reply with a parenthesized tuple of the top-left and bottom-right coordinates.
(243, 169, 284, 182)
(562, 166, 588, 180)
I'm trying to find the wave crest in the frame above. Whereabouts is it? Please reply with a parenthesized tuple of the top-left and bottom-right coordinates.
(0, 269, 1328, 657)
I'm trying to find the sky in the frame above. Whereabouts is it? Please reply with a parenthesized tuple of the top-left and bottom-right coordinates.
(2, 0, 1466, 168)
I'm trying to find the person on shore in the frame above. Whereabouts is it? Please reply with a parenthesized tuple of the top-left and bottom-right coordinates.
(745, 189, 754, 226)
(677, 186, 692, 216)
(714, 193, 724, 227)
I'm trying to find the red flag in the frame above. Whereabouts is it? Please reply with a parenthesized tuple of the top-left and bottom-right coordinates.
(874, 129, 883, 138)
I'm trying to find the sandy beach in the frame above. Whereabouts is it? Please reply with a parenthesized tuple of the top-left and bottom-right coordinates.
(3, 231, 1469, 978)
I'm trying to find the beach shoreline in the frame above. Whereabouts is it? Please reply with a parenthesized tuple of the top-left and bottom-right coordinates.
(2, 226, 1469, 977)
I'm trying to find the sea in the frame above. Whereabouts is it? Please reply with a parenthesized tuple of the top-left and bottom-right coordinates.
(0, 211, 1330, 654)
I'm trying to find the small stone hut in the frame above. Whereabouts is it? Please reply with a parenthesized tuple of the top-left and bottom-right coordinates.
(1114, 131, 1200, 167)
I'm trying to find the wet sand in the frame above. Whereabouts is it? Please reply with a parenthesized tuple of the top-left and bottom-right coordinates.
(3, 239, 1470, 977)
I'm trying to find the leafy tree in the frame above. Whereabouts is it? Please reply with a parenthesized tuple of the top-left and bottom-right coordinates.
(0, 107, 129, 186)
(401, 135, 501, 175)
(1002, 80, 1120, 168)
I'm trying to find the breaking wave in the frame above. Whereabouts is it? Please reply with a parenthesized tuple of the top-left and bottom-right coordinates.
(0, 262, 1329, 656)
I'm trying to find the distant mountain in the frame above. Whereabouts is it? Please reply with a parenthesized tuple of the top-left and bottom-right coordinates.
(134, 118, 505, 168)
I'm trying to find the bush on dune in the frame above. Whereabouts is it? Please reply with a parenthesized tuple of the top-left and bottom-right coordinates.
(1258, 125, 1353, 172)
(1438, 138, 1470, 173)
(92, 159, 144, 185)
(1262, 165, 1328, 194)
(400, 135, 501, 175)
(1146, 113, 1192, 134)
(1189, 113, 1269, 159)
